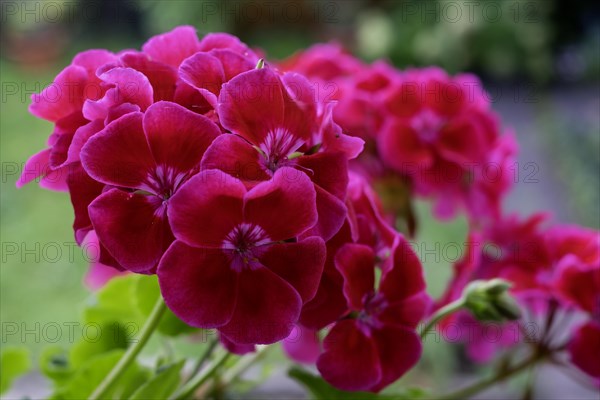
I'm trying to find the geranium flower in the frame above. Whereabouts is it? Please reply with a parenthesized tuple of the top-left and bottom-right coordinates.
(317, 236, 429, 392)
(158, 168, 326, 344)
(80, 101, 220, 273)
(555, 256, 600, 381)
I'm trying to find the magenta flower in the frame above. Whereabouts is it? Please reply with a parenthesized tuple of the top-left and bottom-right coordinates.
(317, 236, 429, 392)
(299, 173, 396, 331)
(157, 168, 326, 344)
(17, 50, 118, 190)
(80, 101, 220, 273)
(201, 67, 363, 240)
(555, 256, 600, 381)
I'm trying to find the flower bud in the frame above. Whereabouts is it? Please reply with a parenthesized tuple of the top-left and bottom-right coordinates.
(463, 279, 522, 322)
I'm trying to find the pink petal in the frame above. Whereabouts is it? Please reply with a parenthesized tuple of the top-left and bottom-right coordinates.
(260, 237, 326, 302)
(219, 266, 302, 344)
(30, 65, 88, 122)
(302, 185, 347, 241)
(143, 101, 220, 172)
(83, 231, 127, 290)
(380, 292, 431, 329)
(379, 120, 432, 172)
(317, 320, 382, 391)
(379, 235, 426, 301)
(105, 103, 141, 125)
(198, 32, 252, 55)
(219, 333, 255, 355)
(211, 49, 255, 80)
(299, 222, 353, 329)
(299, 269, 347, 330)
(142, 26, 200, 67)
(296, 152, 348, 200)
(335, 243, 376, 310)
(66, 119, 105, 165)
(282, 325, 322, 364)
(89, 188, 173, 273)
(72, 49, 117, 83)
(569, 321, 600, 379)
(16, 149, 51, 188)
(244, 167, 317, 241)
(83, 67, 153, 120)
(48, 112, 88, 168)
(158, 241, 238, 327)
(173, 81, 214, 115)
(218, 68, 285, 144)
(120, 52, 178, 101)
(370, 326, 422, 392)
(200, 134, 270, 182)
(179, 52, 225, 107)
(168, 169, 245, 248)
(66, 165, 105, 244)
(81, 112, 155, 188)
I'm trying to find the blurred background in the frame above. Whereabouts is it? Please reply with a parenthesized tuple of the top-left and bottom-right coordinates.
(1, 0, 599, 398)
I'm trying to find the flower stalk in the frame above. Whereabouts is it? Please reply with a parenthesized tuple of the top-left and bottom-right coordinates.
(89, 296, 167, 400)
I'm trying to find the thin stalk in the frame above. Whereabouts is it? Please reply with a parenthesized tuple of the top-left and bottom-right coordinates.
(89, 297, 167, 400)
(171, 350, 231, 400)
(185, 337, 219, 383)
(439, 352, 546, 400)
(419, 298, 466, 340)
(195, 345, 272, 399)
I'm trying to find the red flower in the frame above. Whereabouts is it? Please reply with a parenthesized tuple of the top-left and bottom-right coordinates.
(202, 67, 363, 240)
(316, 236, 429, 392)
(158, 168, 326, 344)
(80, 101, 220, 273)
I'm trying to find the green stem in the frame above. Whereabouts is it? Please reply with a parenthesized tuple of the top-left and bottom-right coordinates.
(419, 298, 465, 340)
(195, 345, 272, 399)
(438, 352, 545, 400)
(89, 296, 167, 400)
(186, 337, 219, 383)
(171, 350, 231, 400)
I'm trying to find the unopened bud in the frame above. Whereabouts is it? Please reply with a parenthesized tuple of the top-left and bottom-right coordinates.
(463, 279, 522, 322)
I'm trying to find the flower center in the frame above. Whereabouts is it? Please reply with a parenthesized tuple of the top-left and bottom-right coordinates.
(142, 165, 192, 200)
(259, 127, 304, 172)
(411, 109, 445, 143)
(356, 292, 388, 332)
(222, 223, 271, 272)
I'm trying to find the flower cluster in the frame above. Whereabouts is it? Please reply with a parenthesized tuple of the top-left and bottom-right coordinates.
(282, 44, 517, 224)
(439, 214, 600, 380)
(20, 26, 599, 393)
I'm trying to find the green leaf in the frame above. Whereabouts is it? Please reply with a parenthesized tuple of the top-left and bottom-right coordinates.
(69, 322, 129, 368)
(129, 360, 185, 400)
(288, 367, 426, 400)
(0, 346, 31, 394)
(39, 346, 72, 385)
(133, 275, 196, 337)
(83, 275, 144, 328)
(51, 349, 150, 400)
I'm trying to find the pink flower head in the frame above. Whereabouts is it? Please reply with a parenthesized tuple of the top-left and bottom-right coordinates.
(316, 236, 429, 392)
(80, 101, 220, 273)
(202, 66, 363, 240)
(158, 168, 326, 344)
(279, 43, 364, 82)
(375, 68, 510, 222)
